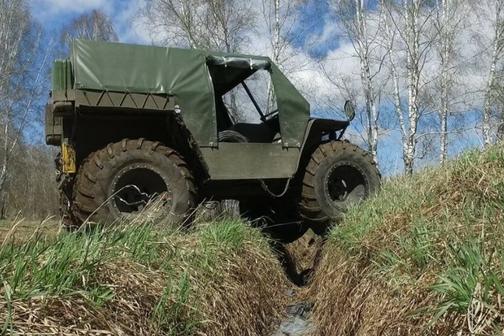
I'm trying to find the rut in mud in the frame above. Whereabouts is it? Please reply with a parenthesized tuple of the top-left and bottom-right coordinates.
(269, 233, 325, 336)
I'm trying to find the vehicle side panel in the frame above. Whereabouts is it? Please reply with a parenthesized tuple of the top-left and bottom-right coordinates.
(201, 143, 299, 180)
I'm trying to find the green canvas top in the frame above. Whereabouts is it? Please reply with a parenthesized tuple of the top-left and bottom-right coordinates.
(69, 39, 309, 147)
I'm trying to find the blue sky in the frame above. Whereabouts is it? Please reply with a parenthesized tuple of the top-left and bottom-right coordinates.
(29, 0, 150, 44)
(289, 1, 340, 58)
(29, 0, 340, 54)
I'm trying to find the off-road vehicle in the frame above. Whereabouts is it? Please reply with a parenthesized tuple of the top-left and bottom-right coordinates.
(46, 40, 380, 242)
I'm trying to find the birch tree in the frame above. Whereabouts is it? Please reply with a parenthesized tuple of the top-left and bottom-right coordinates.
(271, 0, 282, 63)
(381, 0, 405, 166)
(330, 0, 382, 163)
(383, 0, 435, 174)
(259, 0, 303, 114)
(481, 0, 504, 146)
(403, 0, 420, 174)
(63, 10, 117, 43)
(433, 0, 463, 163)
(143, 0, 255, 52)
(261, 0, 303, 64)
(0, 0, 31, 218)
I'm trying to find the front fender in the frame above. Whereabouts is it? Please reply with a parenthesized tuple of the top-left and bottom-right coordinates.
(294, 118, 349, 178)
(301, 118, 349, 152)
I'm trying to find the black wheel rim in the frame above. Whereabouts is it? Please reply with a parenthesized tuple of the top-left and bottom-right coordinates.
(112, 165, 171, 214)
(324, 163, 367, 207)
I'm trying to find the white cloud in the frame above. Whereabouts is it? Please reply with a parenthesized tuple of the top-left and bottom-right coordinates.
(31, 0, 111, 17)
(30, 0, 153, 44)
(112, 0, 152, 44)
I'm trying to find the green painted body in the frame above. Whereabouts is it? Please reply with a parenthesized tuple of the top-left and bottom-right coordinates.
(201, 144, 300, 180)
(46, 39, 349, 183)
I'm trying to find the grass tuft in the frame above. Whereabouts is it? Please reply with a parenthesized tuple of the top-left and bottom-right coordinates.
(312, 145, 504, 335)
(0, 212, 287, 335)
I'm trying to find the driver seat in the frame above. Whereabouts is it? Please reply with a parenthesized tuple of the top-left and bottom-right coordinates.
(229, 123, 275, 143)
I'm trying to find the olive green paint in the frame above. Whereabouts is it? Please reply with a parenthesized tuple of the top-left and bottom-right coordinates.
(71, 40, 217, 145)
(269, 63, 310, 147)
(201, 143, 300, 180)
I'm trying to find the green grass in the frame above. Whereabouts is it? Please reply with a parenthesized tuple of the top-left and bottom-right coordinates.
(0, 217, 283, 335)
(324, 145, 504, 332)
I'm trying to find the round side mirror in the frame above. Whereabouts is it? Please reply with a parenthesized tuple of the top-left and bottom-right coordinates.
(344, 100, 356, 121)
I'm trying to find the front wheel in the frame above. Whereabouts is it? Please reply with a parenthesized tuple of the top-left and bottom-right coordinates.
(300, 141, 380, 235)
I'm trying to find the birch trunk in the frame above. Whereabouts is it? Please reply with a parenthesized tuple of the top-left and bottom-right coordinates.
(273, 0, 281, 61)
(438, 0, 451, 164)
(382, 1, 409, 169)
(355, 0, 379, 163)
(402, 0, 421, 175)
(266, 0, 281, 113)
(483, 0, 503, 146)
(0, 0, 26, 197)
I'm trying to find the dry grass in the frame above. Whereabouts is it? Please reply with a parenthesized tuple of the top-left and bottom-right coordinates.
(311, 145, 504, 335)
(0, 211, 288, 335)
(284, 230, 322, 273)
(0, 218, 60, 243)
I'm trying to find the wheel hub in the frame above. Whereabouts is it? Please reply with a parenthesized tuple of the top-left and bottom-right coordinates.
(325, 164, 367, 206)
(112, 165, 171, 214)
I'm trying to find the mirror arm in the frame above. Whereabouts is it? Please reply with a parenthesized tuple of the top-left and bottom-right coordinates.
(338, 126, 347, 140)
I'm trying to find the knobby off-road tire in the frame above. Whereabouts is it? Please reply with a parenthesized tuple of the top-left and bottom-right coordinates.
(71, 139, 196, 228)
(300, 141, 380, 235)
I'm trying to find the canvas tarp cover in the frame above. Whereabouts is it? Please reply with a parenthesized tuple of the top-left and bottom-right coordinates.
(71, 40, 217, 145)
(71, 40, 310, 147)
(207, 56, 310, 147)
(270, 62, 310, 147)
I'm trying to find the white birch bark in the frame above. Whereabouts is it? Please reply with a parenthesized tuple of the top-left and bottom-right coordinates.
(265, 0, 281, 113)
(273, 0, 281, 61)
(434, 0, 461, 163)
(331, 0, 380, 163)
(403, 0, 422, 175)
(437, 0, 450, 163)
(382, 0, 409, 167)
(355, 0, 379, 163)
(383, 0, 426, 174)
(482, 0, 504, 146)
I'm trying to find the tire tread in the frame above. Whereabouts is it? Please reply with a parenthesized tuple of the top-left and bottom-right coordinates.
(299, 141, 380, 235)
(70, 139, 196, 227)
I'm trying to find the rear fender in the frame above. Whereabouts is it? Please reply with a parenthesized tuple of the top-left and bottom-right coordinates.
(72, 108, 210, 184)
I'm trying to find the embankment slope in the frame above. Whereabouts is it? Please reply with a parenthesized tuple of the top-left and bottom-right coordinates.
(312, 145, 504, 335)
(0, 219, 288, 335)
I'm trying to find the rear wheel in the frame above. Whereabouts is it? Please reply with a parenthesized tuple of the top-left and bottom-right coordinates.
(71, 139, 196, 228)
(300, 141, 380, 235)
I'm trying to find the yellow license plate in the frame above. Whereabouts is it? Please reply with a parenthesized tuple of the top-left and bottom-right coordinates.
(61, 143, 76, 174)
